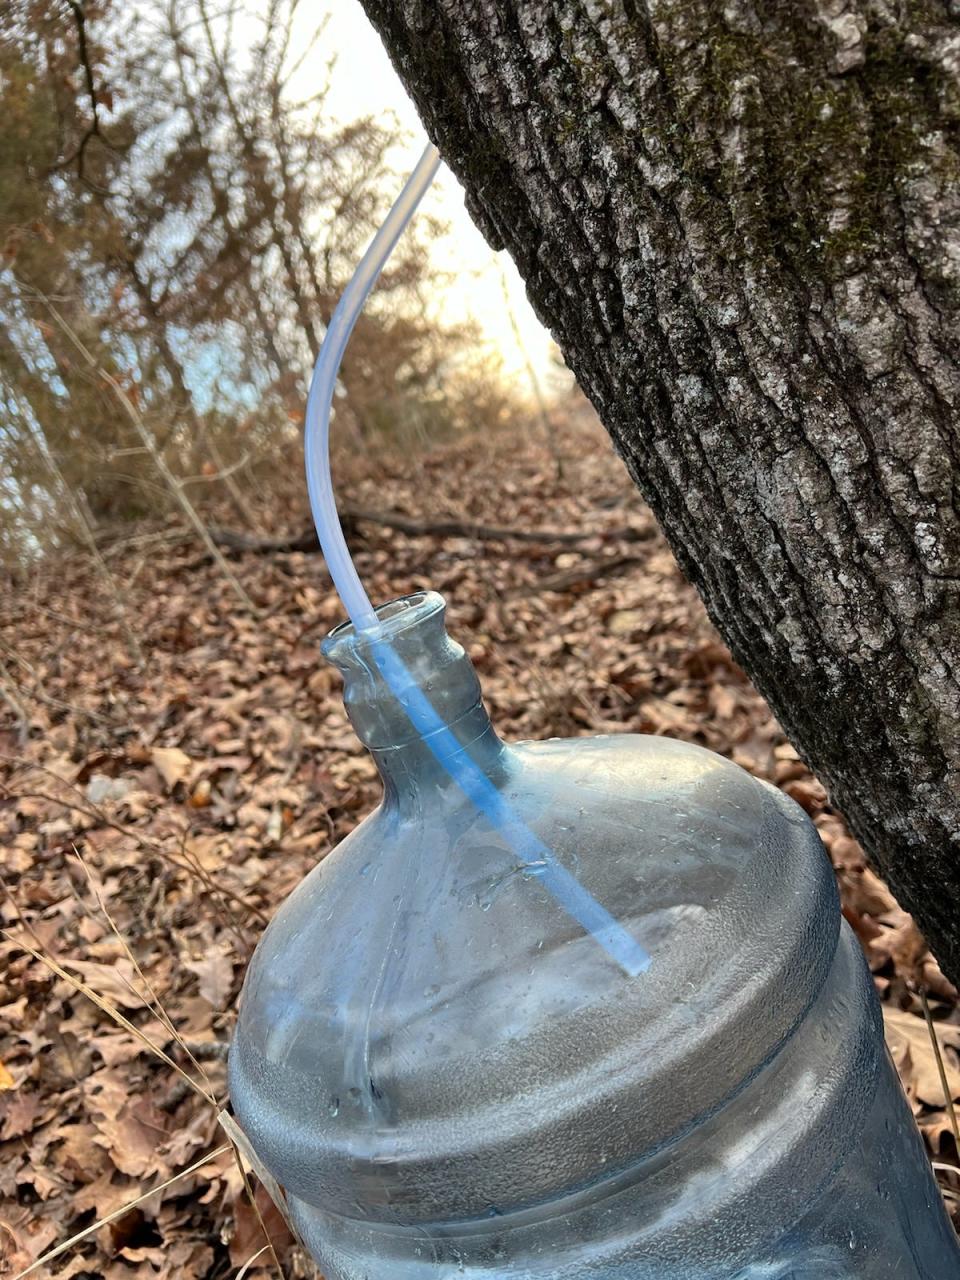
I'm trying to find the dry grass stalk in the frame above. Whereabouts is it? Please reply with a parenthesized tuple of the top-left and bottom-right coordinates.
(42, 441, 144, 663)
(0, 657, 30, 739)
(0, 752, 268, 928)
(0, 638, 119, 728)
(10, 1143, 233, 1280)
(499, 264, 564, 481)
(71, 846, 216, 1093)
(1, 930, 215, 1106)
(11, 384, 144, 663)
(2, 878, 288, 1279)
(921, 987, 960, 1152)
(236, 1245, 272, 1278)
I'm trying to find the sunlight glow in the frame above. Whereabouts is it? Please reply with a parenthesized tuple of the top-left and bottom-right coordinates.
(318, 6, 563, 390)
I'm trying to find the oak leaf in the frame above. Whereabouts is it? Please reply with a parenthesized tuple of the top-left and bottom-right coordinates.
(184, 947, 235, 1009)
(150, 745, 193, 789)
(884, 1005, 960, 1108)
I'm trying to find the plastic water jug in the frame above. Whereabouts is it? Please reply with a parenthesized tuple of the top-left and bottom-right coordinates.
(229, 590, 960, 1279)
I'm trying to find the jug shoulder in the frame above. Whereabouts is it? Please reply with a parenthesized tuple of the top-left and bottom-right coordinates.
(230, 730, 841, 1223)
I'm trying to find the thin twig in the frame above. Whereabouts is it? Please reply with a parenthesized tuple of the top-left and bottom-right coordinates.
(3, 780, 265, 928)
(921, 987, 960, 1151)
(173, 827, 256, 948)
(0, 658, 29, 739)
(237, 1246, 271, 1278)
(10, 329, 142, 661)
(71, 847, 214, 1093)
(0, 638, 120, 727)
(205, 510, 652, 566)
(1, 931, 215, 1105)
(50, 0, 121, 192)
(33, 292, 257, 613)
(510, 553, 643, 598)
(0, 757, 268, 926)
(180, 450, 251, 487)
(96, 527, 194, 557)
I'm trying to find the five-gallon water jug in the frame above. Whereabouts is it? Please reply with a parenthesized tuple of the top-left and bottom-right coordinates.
(228, 591, 960, 1278)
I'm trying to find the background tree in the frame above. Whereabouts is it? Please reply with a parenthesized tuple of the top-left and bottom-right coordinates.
(357, 0, 960, 982)
(0, 0, 510, 560)
(0, 0, 135, 548)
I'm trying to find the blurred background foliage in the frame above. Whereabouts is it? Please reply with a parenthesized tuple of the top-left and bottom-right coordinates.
(0, 0, 529, 564)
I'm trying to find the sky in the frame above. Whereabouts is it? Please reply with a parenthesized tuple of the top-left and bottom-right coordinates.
(316, 5, 563, 390)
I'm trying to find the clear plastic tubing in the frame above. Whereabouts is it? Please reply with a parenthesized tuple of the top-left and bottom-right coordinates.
(303, 143, 648, 977)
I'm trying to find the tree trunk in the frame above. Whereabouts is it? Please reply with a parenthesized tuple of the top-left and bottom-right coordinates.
(358, 0, 960, 981)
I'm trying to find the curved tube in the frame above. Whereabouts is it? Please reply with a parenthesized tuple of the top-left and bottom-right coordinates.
(303, 145, 648, 977)
(304, 142, 442, 634)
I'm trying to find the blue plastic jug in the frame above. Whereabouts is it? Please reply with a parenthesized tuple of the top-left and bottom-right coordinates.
(229, 591, 960, 1279)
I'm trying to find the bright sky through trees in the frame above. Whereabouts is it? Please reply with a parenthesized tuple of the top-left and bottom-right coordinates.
(316, 5, 561, 388)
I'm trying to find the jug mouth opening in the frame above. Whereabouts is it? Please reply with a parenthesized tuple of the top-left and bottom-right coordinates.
(321, 591, 445, 661)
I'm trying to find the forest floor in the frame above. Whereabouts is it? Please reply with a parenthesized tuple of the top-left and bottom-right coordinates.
(2, 408, 959, 1279)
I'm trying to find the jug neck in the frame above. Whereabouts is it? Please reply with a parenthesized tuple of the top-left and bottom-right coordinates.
(321, 592, 506, 799)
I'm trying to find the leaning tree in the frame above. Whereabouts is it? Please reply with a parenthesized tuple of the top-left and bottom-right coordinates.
(357, 0, 960, 981)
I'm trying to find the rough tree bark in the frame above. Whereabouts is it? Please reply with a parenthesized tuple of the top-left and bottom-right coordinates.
(357, 0, 960, 981)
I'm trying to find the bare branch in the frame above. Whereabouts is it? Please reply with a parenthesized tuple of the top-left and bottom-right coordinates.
(34, 290, 259, 613)
(51, 0, 124, 190)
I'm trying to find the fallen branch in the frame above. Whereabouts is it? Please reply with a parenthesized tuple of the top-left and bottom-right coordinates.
(510, 554, 643, 597)
(208, 508, 654, 557)
(209, 525, 321, 555)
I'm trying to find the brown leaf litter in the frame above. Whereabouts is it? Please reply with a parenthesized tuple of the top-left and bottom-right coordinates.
(1, 409, 958, 1276)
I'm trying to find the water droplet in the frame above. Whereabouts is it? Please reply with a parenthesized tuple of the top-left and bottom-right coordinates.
(328, 1096, 340, 1117)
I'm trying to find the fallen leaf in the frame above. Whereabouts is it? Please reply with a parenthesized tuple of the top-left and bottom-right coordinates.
(92, 1098, 171, 1178)
(62, 957, 149, 1011)
(0, 1090, 47, 1139)
(884, 1006, 960, 1108)
(74, 1168, 139, 1219)
(606, 608, 648, 637)
(783, 778, 828, 815)
(151, 745, 193, 789)
(189, 777, 213, 808)
(184, 948, 235, 1009)
(94, 1032, 150, 1068)
(869, 914, 928, 985)
(708, 684, 737, 720)
(228, 1181, 293, 1269)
